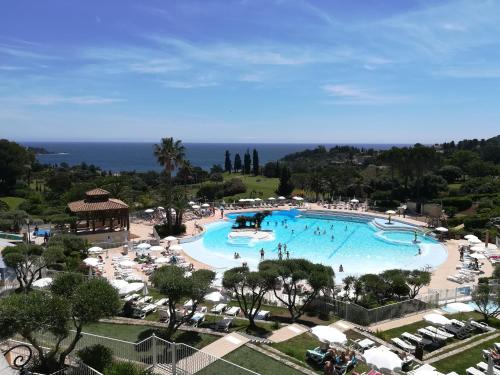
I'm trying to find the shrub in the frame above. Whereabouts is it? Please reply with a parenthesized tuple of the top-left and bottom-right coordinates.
(154, 223, 186, 237)
(440, 197, 473, 211)
(77, 344, 113, 372)
(464, 215, 490, 230)
(209, 173, 223, 182)
(223, 178, 246, 196)
(104, 362, 150, 375)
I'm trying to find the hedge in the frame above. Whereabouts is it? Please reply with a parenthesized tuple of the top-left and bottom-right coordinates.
(440, 197, 473, 211)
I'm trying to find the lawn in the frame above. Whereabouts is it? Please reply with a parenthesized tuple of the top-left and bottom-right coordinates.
(271, 331, 369, 374)
(198, 346, 305, 375)
(433, 336, 498, 373)
(222, 173, 279, 200)
(0, 196, 26, 210)
(82, 322, 219, 349)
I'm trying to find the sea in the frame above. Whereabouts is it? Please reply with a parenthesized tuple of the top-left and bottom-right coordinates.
(23, 142, 407, 172)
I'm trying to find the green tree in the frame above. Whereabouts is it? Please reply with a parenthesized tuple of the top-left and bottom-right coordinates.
(152, 266, 215, 340)
(0, 139, 35, 194)
(0, 274, 120, 372)
(223, 266, 273, 330)
(405, 270, 431, 299)
(276, 165, 294, 197)
(234, 153, 242, 172)
(224, 150, 232, 173)
(472, 283, 500, 322)
(2, 243, 65, 291)
(252, 149, 259, 175)
(259, 259, 334, 321)
(243, 149, 251, 174)
(154, 137, 186, 232)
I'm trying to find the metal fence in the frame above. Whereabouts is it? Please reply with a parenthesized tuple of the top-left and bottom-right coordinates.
(428, 286, 474, 304)
(7, 330, 259, 375)
(311, 293, 439, 326)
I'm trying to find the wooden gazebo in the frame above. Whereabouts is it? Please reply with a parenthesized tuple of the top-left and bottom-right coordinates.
(67, 188, 129, 233)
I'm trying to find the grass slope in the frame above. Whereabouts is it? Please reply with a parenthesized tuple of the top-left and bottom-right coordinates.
(0, 196, 26, 210)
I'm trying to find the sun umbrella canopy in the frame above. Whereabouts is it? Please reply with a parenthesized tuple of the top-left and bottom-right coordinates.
(350, 198, 359, 203)
(469, 238, 483, 244)
(111, 280, 143, 296)
(120, 260, 137, 268)
(254, 198, 262, 201)
(363, 346, 402, 371)
(471, 245, 486, 252)
(155, 257, 171, 264)
(87, 246, 103, 254)
(150, 245, 164, 251)
(183, 299, 194, 308)
(423, 313, 451, 326)
(164, 236, 177, 242)
(137, 243, 151, 249)
(385, 210, 396, 215)
(268, 197, 276, 200)
(83, 257, 99, 267)
(204, 291, 229, 303)
(32, 277, 53, 289)
(202, 203, 210, 207)
(310, 325, 347, 345)
(487, 243, 498, 250)
(145, 209, 154, 213)
(292, 196, 304, 201)
(170, 244, 183, 251)
(464, 234, 478, 240)
(470, 253, 486, 259)
(157, 206, 165, 210)
(435, 227, 448, 232)
(445, 302, 474, 313)
(278, 196, 286, 200)
(189, 201, 195, 205)
(192, 205, 200, 209)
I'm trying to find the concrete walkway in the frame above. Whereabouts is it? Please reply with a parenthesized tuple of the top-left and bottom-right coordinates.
(370, 309, 444, 331)
(329, 320, 354, 332)
(201, 332, 249, 358)
(267, 323, 309, 343)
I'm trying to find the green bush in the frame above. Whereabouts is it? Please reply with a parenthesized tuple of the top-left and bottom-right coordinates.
(104, 362, 150, 375)
(154, 223, 186, 237)
(464, 215, 490, 230)
(77, 344, 113, 372)
(440, 197, 473, 211)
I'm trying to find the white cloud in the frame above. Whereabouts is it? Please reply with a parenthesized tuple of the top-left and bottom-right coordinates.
(322, 84, 407, 105)
(29, 95, 124, 105)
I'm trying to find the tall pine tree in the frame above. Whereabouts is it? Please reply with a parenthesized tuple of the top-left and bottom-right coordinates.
(276, 165, 294, 197)
(243, 149, 252, 174)
(224, 150, 232, 173)
(234, 153, 242, 172)
(252, 149, 259, 175)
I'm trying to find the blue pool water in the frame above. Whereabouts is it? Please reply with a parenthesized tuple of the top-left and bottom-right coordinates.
(33, 229, 50, 236)
(182, 211, 447, 280)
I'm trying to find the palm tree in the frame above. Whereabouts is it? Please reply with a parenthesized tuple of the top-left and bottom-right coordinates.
(154, 138, 186, 231)
(154, 137, 186, 182)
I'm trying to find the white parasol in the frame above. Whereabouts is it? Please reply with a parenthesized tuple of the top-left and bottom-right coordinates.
(204, 291, 229, 303)
(363, 346, 402, 371)
(83, 257, 99, 267)
(137, 243, 151, 250)
(423, 313, 451, 326)
(120, 260, 137, 268)
(32, 277, 53, 289)
(310, 325, 347, 345)
(88, 246, 103, 254)
(435, 227, 448, 232)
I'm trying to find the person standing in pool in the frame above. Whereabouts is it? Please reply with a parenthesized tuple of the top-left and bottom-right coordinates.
(278, 249, 283, 260)
(286, 250, 290, 259)
(260, 248, 265, 260)
(284, 244, 287, 252)
(278, 243, 282, 251)
(339, 264, 344, 272)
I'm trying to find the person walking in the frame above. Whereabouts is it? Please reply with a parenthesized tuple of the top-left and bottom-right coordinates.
(260, 248, 265, 261)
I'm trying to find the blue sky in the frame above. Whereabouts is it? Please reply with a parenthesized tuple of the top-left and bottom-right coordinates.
(1, 0, 499, 143)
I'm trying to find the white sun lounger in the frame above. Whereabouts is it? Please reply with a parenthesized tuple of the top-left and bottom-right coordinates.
(425, 326, 455, 339)
(391, 338, 415, 353)
(225, 306, 240, 316)
(251, 309, 271, 320)
(210, 303, 227, 314)
(155, 298, 168, 306)
(466, 367, 485, 375)
(137, 296, 153, 304)
(417, 328, 447, 341)
(477, 362, 500, 375)
(141, 304, 157, 315)
(401, 332, 430, 345)
(471, 320, 495, 332)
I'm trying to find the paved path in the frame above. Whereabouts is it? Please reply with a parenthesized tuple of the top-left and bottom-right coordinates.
(200, 332, 249, 358)
(329, 320, 354, 332)
(267, 323, 309, 343)
(370, 309, 443, 331)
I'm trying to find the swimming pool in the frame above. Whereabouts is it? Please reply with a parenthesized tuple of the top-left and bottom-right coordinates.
(182, 210, 447, 280)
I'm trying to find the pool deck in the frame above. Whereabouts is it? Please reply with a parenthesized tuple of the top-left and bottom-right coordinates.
(126, 204, 492, 290)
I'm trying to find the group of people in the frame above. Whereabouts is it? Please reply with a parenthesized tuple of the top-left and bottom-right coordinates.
(322, 348, 357, 374)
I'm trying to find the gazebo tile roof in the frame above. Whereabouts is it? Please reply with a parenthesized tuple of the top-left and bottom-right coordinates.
(85, 188, 110, 196)
(68, 198, 128, 213)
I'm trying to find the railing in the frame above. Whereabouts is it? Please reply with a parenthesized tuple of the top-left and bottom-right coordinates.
(428, 286, 474, 304)
(8, 331, 259, 375)
(312, 292, 439, 326)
